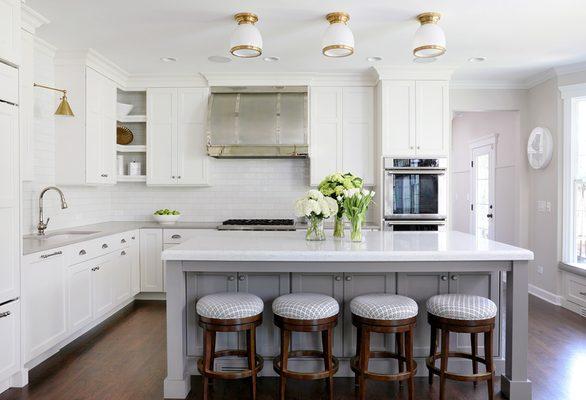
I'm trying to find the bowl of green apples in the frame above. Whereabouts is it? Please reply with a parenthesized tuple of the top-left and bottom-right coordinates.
(153, 209, 181, 225)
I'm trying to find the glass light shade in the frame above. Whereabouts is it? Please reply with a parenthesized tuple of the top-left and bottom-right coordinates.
(322, 22, 354, 57)
(230, 23, 262, 58)
(413, 22, 446, 58)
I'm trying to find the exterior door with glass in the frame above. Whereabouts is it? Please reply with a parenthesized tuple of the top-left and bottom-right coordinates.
(470, 143, 496, 239)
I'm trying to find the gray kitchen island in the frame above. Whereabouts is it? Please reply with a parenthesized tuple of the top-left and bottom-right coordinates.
(162, 230, 534, 400)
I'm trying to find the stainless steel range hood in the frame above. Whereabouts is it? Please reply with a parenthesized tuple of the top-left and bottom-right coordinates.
(206, 86, 308, 158)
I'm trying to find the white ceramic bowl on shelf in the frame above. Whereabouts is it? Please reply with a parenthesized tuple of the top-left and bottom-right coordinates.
(153, 214, 181, 225)
(117, 102, 134, 118)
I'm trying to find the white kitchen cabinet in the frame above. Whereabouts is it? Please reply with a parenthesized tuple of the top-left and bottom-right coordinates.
(113, 248, 132, 304)
(0, 0, 20, 66)
(55, 65, 117, 185)
(310, 87, 374, 186)
(147, 87, 209, 186)
(0, 299, 19, 383)
(140, 229, 164, 292)
(23, 250, 67, 362)
(67, 261, 94, 333)
(92, 253, 116, 319)
(381, 80, 449, 157)
(129, 243, 140, 296)
(0, 100, 19, 304)
(19, 29, 34, 181)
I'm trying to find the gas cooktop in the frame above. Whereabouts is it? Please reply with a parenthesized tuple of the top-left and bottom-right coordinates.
(217, 219, 296, 231)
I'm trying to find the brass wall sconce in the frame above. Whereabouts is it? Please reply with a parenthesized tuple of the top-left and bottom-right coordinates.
(33, 83, 74, 116)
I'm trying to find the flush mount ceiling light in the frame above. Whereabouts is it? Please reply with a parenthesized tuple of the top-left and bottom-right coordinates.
(33, 83, 74, 116)
(413, 12, 446, 58)
(160, 57, 177, 62)
(230, 12, 262, 58)
(322, 12, 354, 57)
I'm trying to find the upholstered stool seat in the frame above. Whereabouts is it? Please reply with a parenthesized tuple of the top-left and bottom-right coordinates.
(197, 292, 264, 319)
(351, 294, 418, 320)
(196, 292, 264, 400)
(272, 293, 340, 400)
(426, 294, 497, 320)
(272, 293, 339, 320)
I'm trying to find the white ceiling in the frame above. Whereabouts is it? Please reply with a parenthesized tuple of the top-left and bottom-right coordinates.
(28, 0, 586, 83)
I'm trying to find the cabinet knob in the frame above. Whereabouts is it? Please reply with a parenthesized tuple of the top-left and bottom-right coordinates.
(121, 251, 126, 256)
(171, 176, 176, 179)
(171, 234, 182, 239)
(0, 311, 11, 318)
(121, 238, 126, 243)
(79, 249, 87, 256)
(101, 174, 108, 178)
(579, 291, 586, 296)
(451, 275, 459, 281)
(335, 276, 342, 281)
(228, 275, 235, 281)
(441, 275, 448, 281)
(131, 236, 136, 240)
(238, 275, 246, 281)
(102, 244, 108, 249)
(345, 276, 352, 281)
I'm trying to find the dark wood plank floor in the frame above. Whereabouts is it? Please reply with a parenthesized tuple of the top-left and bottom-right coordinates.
(2, 296, 584, 400)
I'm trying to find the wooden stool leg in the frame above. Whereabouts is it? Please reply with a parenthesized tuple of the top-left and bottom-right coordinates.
(247, 326, 257, 400)
(396, 332, 404, 388)
(358, 328, 370, 400)
(405, 328, 415, 400)
(439, 329, 449, 400)
(279, 329, 290, 400)
(209, 331, 216, 386)
(484, 329, 494, 400)
(428, 326, 438, 385)
(355, 326, 362, 386)
(471, 332, 478, 388)
(202, 330, 212, 400)
(322, 328, 334, 400)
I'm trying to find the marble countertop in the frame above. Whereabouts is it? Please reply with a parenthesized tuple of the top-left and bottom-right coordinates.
(162, 230, 534, 262)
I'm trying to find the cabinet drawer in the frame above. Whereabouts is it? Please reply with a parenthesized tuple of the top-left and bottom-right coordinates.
(69, 240, 102, 265)
(112, 230, 138, 250)
(566, 273, 586, 307)
(163, 229, 201, 244)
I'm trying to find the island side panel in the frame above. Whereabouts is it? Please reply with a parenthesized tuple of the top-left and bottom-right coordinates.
(502, 260, 532, 400)
(164, 261, 190, 399)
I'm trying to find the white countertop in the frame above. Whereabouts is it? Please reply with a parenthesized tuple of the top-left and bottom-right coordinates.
(162, 230, 534, 262)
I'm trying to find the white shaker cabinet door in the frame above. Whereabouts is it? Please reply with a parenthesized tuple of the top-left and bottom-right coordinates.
(0, 0, 20, 66)
(92, 253, 115, 319)
(0, 102, 18, 304)
(139, 229, 164, 292)
(382, 81, 415, 157)
(415, 81, 449, 156)
(0, 299, 19, 382)
(176, 88, 209, 186)
(67, 261, 94, 333)
(147, 88, 177, 185)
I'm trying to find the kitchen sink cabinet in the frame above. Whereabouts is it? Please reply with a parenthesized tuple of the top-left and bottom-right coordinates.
(147, 87, 209, 186)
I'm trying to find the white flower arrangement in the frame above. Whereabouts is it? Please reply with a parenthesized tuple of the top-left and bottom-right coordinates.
(295, 189, 339, 219)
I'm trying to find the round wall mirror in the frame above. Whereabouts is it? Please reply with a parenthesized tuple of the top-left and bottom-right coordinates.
(527, 127, 553, 170)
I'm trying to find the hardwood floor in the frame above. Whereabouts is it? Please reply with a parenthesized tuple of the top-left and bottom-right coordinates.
(1, 296, 584, 400)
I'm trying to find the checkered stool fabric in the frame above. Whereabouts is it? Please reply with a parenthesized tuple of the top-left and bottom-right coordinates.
(426, 294, 497, 320)
(272, 293, 339, 320)
(196, 292, 264, 319)
(350, 293, 418, 320)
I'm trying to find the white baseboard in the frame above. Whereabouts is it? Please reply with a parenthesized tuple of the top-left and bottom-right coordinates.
(135, 292, 166, 301)
(528, 284, 563, 306)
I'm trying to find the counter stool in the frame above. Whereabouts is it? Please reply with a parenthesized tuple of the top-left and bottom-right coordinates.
(196, 292, 264, 400)
(272, 293, 340, 400)
(426, 294, 497, 400)
(349, 294, 418, 400)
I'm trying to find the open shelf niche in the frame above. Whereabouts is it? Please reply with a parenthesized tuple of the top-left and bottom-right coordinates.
(116, 89, 147, 183)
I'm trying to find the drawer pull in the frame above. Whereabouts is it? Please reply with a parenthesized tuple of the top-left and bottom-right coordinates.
(41, 251, 62, 259)
(91, 267, 98, 272)
(171, 234, 182, 239)
(0, 311, 11, 318)
(79, 249, 87, 256)
(102, 244, 108, 249)
(121, 238, 126, 244)
(121, 251, 126, 256)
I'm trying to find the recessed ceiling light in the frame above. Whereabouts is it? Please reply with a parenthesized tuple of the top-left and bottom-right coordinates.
(263, 56, 280, 62)
(468, 56, 487, 63)
(366, 56, 383, 62)
(160, 57, 177, 62)
(413, 57, 437, 64)
(208, 56, 231, 63)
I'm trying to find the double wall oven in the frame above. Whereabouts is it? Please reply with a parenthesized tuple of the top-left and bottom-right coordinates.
(383, 157, 447, 231)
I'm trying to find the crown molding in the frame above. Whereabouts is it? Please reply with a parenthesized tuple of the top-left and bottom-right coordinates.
(374, 65, 455, 81)
(126, 73, 208, 89)
(55, 48, 128, 86)
(449, 80, 529, 90)
(21, 4, 50, 34)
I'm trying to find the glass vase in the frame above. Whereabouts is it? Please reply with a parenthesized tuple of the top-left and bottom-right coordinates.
(349, 214, 364, 242)
(333, 214, 345, 239)
(306, 215, 326, 241)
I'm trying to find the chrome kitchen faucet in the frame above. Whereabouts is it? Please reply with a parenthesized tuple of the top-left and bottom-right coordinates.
(37, 186, 68, 235)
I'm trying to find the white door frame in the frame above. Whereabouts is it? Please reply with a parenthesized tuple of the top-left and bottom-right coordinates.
(469, 134, 498, 239)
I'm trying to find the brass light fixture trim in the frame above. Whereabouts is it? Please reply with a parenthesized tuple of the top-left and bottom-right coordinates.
(33, 83, 74, 116)
(416, 12, 442, 25)
(326, 12, 350, 25)
(234, 12, 258, 25)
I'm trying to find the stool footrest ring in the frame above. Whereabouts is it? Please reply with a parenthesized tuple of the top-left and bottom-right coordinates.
(197, 349, 263, 380)
(426, 351, 493, 382)
(350, 351, 417, 382)
(273, 350, 339, 380)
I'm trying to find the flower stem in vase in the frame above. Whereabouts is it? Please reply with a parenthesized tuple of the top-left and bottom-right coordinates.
(350, 214, 364, 242)
(333, 214, 345, 239)
(306, 215, 326, 241)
